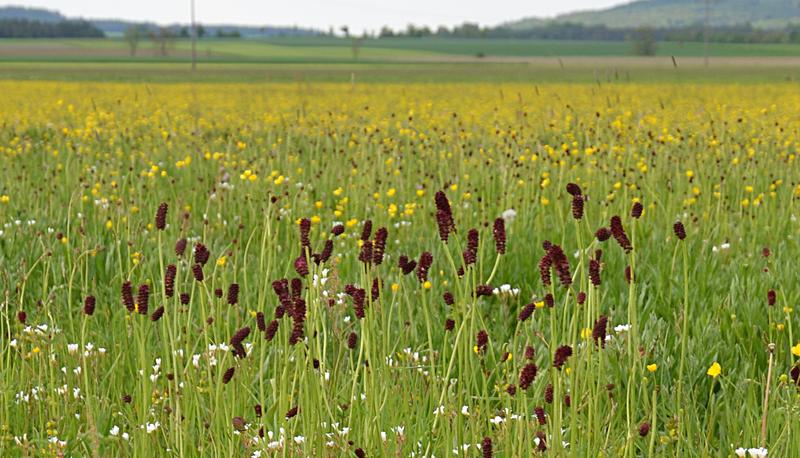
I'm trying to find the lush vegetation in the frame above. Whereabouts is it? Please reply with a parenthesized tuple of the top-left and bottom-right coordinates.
(0, 80, 799, 457)
(380, 21, 800, 44)
(0, 19, 104, 39)
(509, 0, 800, 29)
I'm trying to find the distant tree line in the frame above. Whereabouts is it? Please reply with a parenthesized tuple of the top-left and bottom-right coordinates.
(0, 18, 104, 38)
(376, 22, 800, 44)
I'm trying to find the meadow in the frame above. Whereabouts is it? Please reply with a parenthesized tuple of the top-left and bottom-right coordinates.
(3, 37, 800, 64)
(0, 76, 799, 457)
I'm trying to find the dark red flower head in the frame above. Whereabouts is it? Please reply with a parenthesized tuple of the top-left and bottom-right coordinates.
(227, 283, 240, 306)
(519, 363, 538, 389)
(358, 240, 373, 266)
(294, 254, 309, 277)
(164, 264, 176, 298)
(155, 202, 168, 230)
(150, 306, 165, 322)
(538, 253, 552, 286)
(553, 345, 573, 369)
(476, 330, 488, 353)
(534, 406, 546, 425)
(519, 303, 535, 322)
(492, 218, 506, 254)
(595, 227, 612, 242)
(398, 255, 417, 275)
(434, 191, 456, 242)
(222, 367, 235, 384)
(265, 320, 279, 341)
(194, 243, 210, 266)
(192, 263, 204, 282)
(463, 229, 479, 266)
(631, 201, 643, 219)
(298, 218, 311, 248)
(571, 195, 584, 220)
(231, 326, 251, 346)
(589, 259, 602, 287)
(372, 227, 388, 265)
(416, 252, 433, 283)
(481, 437, 492, 458)
(673, 220, 686, 240)
(175, 238, 187, 257)
(592, 315, 608, 348)
(83, 296, 96, 316)
(610, 216, 632, 253)
(547, 244, 572, 287)
(360, 220, 373, 242)
(136, 284, 150, 315)
(566, 182, 582, 196)
(122, 281, 135, 312)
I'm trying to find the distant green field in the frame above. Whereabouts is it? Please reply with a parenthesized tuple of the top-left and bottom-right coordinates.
(1, 37, 799, 64)
(0, 37, 798, 84)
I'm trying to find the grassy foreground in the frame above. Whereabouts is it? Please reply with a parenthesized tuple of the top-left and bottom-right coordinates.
(0, 80, 799, 457)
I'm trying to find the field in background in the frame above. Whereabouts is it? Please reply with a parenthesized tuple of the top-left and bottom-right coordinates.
(2, 37, 800, 64)
(1, 59, 799, 85)
(1, 37, 798, 85)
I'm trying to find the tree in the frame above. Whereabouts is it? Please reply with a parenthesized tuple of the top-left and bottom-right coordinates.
(124, 25, 142, 56)
(379, 26, 394, 38)
(150, 27, 175, 56)
(630, 27, 657, 56)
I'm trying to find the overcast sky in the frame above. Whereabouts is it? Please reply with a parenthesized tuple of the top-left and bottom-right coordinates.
(4, 1, 627, 32)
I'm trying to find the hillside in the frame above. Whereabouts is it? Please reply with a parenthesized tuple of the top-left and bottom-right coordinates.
(0, 5, 64, 22)
(508, 0, 800, 29)
(0, 6, 320, 37)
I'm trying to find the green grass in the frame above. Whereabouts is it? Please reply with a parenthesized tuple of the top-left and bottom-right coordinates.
(0, 59, 799, 85)
(0, 80, 799, 457)
(1, 37, 799, 65)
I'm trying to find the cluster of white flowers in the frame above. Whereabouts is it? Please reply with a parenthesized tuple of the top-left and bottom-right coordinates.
(48, 436, 67, 448)
(109, 425, 130, 440)
(93, 198, 110, 209)
(14, 385, 45, 404)
(712, 242, 731, 253)
(312, 269, 329, 287)
(193, 342, 253, 369)
(614, 323, 632, 333)
(735, 447, 768, 457)
(22, 323, 60, 336)
(150, 357, 162, 382)
(493, 284, 520, 297)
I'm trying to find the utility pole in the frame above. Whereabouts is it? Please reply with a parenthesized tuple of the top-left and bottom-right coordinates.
(191, 0, 197, 71)
(703, 0, 710, 67)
